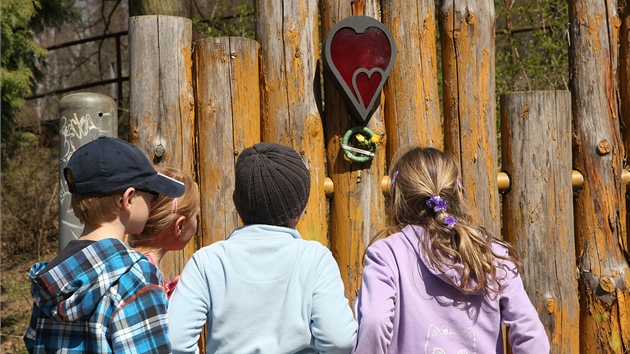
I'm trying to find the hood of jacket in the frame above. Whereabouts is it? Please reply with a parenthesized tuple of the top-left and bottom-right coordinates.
(28, 238, 152, 323)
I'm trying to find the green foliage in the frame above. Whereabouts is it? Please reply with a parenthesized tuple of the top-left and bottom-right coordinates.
(1, 0, 44, 143)
(193, 1, 255, 39)
(1, 133, 59, 266)
(0, 0, 78, 144)
(495, 0, 569, 93)
(0, 271, 31, 354)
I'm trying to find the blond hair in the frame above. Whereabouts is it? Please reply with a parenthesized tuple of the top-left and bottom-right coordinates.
(71, 193, 122, 226)
(373, 146, 521, 295)
(127, 167, 200, 247)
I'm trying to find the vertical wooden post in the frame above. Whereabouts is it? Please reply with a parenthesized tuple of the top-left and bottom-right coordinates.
(501, 91, 579, 354)
(381, 0, 442, 157)
(321, 1, 387, 303)
(255, 0, 327, 245)
(620, 0, 630, 255)
(623, 1, 630, 156)
(193, 37, 260, 353)
(58, 93, 118, 251)
(128, 15, 194, 281)
(439, 0, 500, 237)
(195, 37, 261, 246)
(569, 1, 630, 352)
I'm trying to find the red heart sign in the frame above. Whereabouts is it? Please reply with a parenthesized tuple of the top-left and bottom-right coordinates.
(324, 16, 396, 125)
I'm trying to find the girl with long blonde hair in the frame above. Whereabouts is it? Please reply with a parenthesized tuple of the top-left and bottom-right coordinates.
(352, 146, 549, 354)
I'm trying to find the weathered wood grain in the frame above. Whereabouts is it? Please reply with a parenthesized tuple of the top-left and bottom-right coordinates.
(382, 0, 442, 158)
(255, 0, 327, 245)
(501, 90, 579, 353)
(569, 1, 630, 352)
(439, 0, 500, 237)
(128, 15, 194, 280)
(195, 37, 261, 246)
(621, 1, 630, 271)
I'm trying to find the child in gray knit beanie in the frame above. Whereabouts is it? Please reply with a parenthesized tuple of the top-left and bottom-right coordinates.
(168, 142, 357, 354)
(232, 142, 310, 226)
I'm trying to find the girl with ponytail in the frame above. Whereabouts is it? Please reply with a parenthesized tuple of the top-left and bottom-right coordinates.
(352, 146, 549, 354)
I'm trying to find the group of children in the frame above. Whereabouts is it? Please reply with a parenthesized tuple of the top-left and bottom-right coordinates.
(24, 136, 550, 353)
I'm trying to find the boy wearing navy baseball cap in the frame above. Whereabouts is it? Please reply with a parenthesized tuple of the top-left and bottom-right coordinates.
(24, 136, 184, 353)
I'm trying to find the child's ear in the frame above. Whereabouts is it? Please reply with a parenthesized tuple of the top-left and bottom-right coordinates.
(120, 187, 136, 212)
(174, 216, 187, 237)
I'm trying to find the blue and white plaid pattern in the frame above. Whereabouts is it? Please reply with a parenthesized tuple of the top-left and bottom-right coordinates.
(24, 238, 170, 353)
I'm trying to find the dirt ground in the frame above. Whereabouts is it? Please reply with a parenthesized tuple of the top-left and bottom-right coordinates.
(1, 250, 56, 354)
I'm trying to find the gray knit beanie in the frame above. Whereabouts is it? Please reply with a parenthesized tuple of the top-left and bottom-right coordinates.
(233, 142, 311, 226)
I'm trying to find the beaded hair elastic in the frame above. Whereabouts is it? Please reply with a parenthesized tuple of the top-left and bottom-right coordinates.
(426, 194, 457, 228)
(443, 215, 457, 229)
(426, 195, 448, 213)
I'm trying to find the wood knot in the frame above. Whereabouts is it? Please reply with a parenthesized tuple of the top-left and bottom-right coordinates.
(600, 276, 615, 293)
(154, 144, 165, 158)
(521, 103, 530, 119)
(545, 298, 556, 314)
(597, 139, 611, 155)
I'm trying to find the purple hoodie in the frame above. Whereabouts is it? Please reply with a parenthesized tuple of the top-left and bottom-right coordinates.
(352, 225, 550, 354)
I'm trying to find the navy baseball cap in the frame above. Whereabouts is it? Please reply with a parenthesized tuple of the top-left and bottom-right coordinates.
(64, 136, 185, 197)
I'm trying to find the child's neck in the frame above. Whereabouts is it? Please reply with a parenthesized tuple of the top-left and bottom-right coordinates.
(133, 246, 167, 266)
(79, 222, 126, 242)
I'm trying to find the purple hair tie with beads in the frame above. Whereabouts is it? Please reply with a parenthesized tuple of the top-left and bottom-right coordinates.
(426, 194, 448, 213)
(443, 215, 457, 228)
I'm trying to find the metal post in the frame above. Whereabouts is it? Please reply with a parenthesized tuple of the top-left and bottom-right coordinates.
(58, 93, 118, 251)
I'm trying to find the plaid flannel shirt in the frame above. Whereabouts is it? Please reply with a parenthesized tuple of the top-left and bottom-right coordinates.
(24, 238, 171, 353)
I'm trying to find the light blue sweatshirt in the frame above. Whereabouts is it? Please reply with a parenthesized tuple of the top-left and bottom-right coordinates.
(168, 224, 357, 354)
(352, 224, 550, 354)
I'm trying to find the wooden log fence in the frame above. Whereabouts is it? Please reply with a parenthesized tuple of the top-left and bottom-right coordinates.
(440, 1, 500, 238)
(254, 0, 328, 246)
(501, 91, 579, 353)
(569, 1, 630, 352)
(194, 36, 261, 246)
(52, 1, 629, 352)
(382, 0, 442, 156)
(128, 15, 195, 281)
